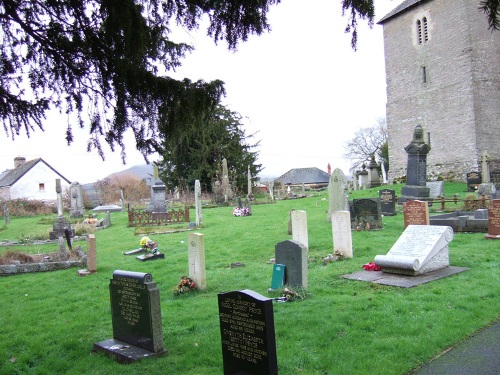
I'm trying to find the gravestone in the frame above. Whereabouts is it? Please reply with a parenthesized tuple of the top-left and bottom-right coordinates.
(490, 170, 500, 190)
(426, 181, 445, 198)
(358, 164, 369, 189)
(268, 181, 274, 201)
(291, 210, 308, 249)
(218, 290, 278, 375)
(275, 240, 308, 289)
(49, 179, 75, 242)
(188, 233, 206, 290)
(222, 158, 232, 201)
(400, 125, 431, 201)
(247, 165, 253, 199)
(269, 264, 285, 291)
(466, 172, 481, 192)
(485, 199, 500, 240)
(379, 188, 396, 216)
(367, 155, 381, 188)
(3, 204, 9, 225)
(93, 270, 166, 363)
(195, 180, 202, 226)
(374, 225, 454, 275)
(77, 234, 97, 276)
(332, 211, 353, 258)
(69, 182, 84, 218)
(287, 209, 294, 235)
(350, 198, 383, 230)
(328, 168, 349, 221)
(403, 200, 429, 228)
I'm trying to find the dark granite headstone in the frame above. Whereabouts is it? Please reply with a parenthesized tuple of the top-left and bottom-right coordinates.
(274, 240, 308, 288)
(466, 172, 481, 192)
(93, 270, 166, 363)
(351, 198, 383, 230)
(218, 290, 278, 375)
(379, 189, 396, 216)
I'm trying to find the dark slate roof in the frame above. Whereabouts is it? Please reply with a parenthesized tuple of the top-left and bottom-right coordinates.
(275, 167, 330, 185)
(0, 158, 71, 187)
(377, 0, 429, 24)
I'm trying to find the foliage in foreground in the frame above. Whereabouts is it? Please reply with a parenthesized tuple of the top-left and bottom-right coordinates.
(0, 184, 498, 374)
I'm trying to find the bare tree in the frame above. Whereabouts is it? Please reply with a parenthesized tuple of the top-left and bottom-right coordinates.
(344, 117, 388, 172)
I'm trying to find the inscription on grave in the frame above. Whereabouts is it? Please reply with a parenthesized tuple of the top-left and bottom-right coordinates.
(218, 290, 278, 375)
(485, 199, 500, 239)
(403, 200, 429, 228)
(379, 189, 396, 216)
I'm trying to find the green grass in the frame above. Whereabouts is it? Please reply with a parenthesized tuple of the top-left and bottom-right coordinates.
(0, 182, 498, 374)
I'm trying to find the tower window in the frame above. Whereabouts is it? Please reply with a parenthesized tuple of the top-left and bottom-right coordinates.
(416, 20, 422, 44)
(423, 17, 428, 42)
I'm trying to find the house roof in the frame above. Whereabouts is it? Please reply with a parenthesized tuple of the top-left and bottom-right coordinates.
(0, 158, 71, 187)
(377, 0, 429, 24)
(275, 167, 330, 185)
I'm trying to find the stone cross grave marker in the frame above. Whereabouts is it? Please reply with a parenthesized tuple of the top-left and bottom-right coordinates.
(379, 188, 396, 216)
(351, 198, 383, 230)
(485, 199, 500, 239)
(332, 210, 353, 258)
(291, 210, 308, 249)
(69, 182, 84, 218)
(328, 168, 349, 221)
(403, 200, 429, 228)
(93, 270, 166, 363)
(188, 233, 206, 290)
(218, 289, 278, 375)
(275, 240, 308, 289)
(374, 225, 454, 276)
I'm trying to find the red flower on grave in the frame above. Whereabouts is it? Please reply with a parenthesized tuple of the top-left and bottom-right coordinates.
(363, 262, 381, 271)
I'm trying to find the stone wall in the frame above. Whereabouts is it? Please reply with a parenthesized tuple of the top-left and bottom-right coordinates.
(381, 0, 500, 182)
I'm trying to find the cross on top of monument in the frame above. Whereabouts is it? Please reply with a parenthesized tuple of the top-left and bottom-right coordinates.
(404, 124, 431, 154)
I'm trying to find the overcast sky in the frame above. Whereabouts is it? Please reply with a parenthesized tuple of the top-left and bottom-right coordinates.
(0, 0, 399, 184)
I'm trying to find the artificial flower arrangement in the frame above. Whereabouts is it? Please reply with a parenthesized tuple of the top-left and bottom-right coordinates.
(173, 275, 197, 295)
(139, 236, 158, 254)
(233, 207, 250, 217)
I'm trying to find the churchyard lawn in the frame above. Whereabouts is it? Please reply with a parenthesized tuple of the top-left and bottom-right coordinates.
(0, 182, 498, 374)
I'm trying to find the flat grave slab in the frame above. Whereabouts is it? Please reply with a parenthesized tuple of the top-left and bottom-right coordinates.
(136, 253, 165, 261)
(341, 266, 469, 288)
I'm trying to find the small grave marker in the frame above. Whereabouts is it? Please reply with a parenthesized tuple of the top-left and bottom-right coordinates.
(379, 188, 396, 216)
(485, 199, 500, 239)
(332, 211, 353, 258)
(374, 225, 453, 276)
(93, 270, 166, 363)
(270, 264, 285, 291)
(403, 200, 429, 228)
(275, 240, 307, 289)
(218, 290, 278, 375)
(188, 233, 206, 290)
(291, 210, 308, 249)
(426, 181, 444, 198)
(351, 198, 383, 230)
(466, 172, 481, 192)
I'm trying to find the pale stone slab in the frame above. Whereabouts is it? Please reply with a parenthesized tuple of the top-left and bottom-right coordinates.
(328, 168, 348, 221)
(291, 210, 308, 249)
(87, 234, 96, 273)
(195, 180, 202, 226)
(332, 211, 353, 258)
(374, 225, 453, 275)
(188, 233, 206, 290)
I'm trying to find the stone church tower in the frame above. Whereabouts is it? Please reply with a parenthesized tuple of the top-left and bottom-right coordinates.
(378, 0, 500, 182)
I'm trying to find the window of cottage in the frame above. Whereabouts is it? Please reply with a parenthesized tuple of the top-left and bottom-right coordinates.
(416, 19, 422, 44)
(423, 17, 428, 42)
(39, 183, 45, 191)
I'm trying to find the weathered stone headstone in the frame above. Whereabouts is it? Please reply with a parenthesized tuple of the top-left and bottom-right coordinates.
(367, 155, 381, 188)
(247, 165, 253, 199)
(328, 168, 349, 221)
(275, 240, 307, 289)
(485, 199, 500, 240)
(49, 179, 75, 242)
(379, 188, 396, 216)
(218, 290, 278, 375)
(374, 225, 453, 275)
(222, 158, 231, 201)
(352, 170, 358, 190)
(287, 209, 294, 235)
(466, 172, 481, 192)
(93, 270, 166, 363)
(403, 200, 429, 228)
(69, 182, 84, 218)
(358, 164, 368, 189)
(481, 150, 491, 183)
(291, 210, 308, 249)
(351, 198, 383, 230)
(3, 204, 9, 225)
(400, 125, 431, 201)
(490, 170, 500, 191)
(268, 181, 274, 201)
(188, 233, 206, 290)
(87, 234, 97, 273)
(332, 211, 353, 258)
(195, 179, 202, 226)
(426, 181, 445, 198)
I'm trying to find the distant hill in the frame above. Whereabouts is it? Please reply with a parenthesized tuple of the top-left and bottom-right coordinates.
(107, 164, 154, 184)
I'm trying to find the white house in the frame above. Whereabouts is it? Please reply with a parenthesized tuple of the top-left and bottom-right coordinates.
(0, 157, 71, 201)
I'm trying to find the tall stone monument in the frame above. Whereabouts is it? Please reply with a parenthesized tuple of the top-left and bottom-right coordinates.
(367, 155, 381, 188)
(49, 179, 75, 248)
(222, 158, 231, 201)
(328, 168, 349, 222)
(477, 150, 496, 196)
(147, 166, 167, 215)
(400, 125, 431, 201)
(69, 182, 84, 218)
(194, 179, 202, 226)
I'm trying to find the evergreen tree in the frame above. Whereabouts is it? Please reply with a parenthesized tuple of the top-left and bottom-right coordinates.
(157, 105, 261, 193)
